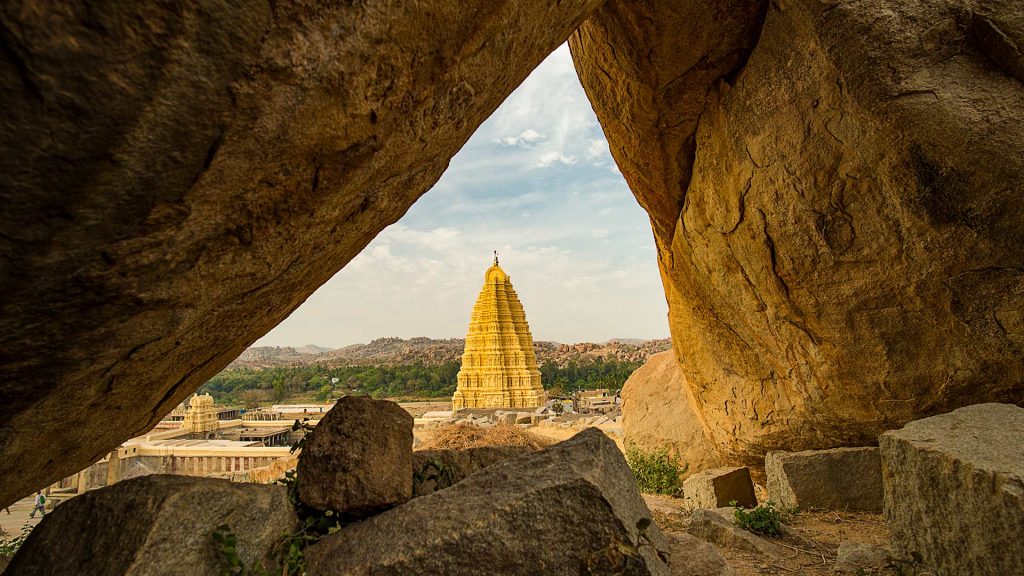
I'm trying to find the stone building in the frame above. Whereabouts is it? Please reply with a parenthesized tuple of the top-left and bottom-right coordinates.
(452, 256, 545, 409)
(181, 393, 219, 434)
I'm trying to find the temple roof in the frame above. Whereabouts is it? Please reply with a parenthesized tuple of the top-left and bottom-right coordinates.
(484, 264, 509, 283)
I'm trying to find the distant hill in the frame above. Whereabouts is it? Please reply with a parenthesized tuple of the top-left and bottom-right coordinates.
(296, 344, 334, 355)
(227, 337, 671, 370)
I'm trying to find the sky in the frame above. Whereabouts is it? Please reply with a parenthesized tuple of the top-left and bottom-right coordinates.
(256, 44, 669, 348)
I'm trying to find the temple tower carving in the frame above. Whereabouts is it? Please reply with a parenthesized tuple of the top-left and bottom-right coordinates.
(181, 393, 219, 433)
(452, 256, 545, 410)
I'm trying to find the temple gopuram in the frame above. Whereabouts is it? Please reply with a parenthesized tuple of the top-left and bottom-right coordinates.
(452, 254, 546, 410)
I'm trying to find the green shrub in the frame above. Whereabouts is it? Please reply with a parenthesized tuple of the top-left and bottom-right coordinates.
(625, 446, 687, 496)
(731, 500, 788, 536)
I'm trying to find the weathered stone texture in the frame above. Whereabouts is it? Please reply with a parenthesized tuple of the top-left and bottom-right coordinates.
(833, 542, 892, 574)
(297, 396, 412, 517)
(685, 509, 782, 557)
(573, 0, 1024, 467)
(0, 0, 605, 508)
(664, 533, 736, 576)
(766, 447, 882, 512)
(682, 467, 756, 509)
(880, 403, 1024, 576)
(411, 445, 533, 497)
(6, 475, 297, 576)
(621, 351, 723, 476)
(305, 429, 670, 575)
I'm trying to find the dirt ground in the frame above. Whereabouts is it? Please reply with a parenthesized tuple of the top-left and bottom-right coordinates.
(644, 494, 901, 576)
(396, 400, 452, 418)
(0, 496, 45, 542)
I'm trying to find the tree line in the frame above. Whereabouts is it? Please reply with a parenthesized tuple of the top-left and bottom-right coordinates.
(199, 358, 642, 406)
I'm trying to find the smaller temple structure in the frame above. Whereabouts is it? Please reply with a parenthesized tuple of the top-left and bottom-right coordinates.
(181, 393, 219, 434)
(452, 254, 545, 409)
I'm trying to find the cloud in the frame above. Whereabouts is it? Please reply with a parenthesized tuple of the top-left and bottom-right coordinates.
(535, 151, 577, 168)
(256, 44, 668, 347)
(586, 138, 610, 161)
(495, 128, 546, 148)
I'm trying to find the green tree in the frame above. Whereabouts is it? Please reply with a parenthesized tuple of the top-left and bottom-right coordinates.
(314, 384, 333, 402)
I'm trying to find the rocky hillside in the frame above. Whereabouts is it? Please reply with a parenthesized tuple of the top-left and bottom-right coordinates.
(228, 337, 671, 369)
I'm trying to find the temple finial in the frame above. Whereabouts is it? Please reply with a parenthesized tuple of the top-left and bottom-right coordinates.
(493, 250, 499, 266)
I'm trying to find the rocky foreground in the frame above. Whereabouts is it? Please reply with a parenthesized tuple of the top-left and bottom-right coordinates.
(4, 400, 1021, 575)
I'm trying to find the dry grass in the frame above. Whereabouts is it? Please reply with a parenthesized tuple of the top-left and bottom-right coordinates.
(417, 423, 554, 451)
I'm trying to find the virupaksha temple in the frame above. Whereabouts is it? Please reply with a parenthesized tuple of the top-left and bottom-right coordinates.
(451, 254, 545, 409)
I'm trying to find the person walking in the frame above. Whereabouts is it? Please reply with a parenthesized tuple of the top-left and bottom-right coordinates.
(29, 491, 45, 518)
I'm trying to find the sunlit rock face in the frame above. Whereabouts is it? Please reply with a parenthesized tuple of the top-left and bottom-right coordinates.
(573, 0, 1024, 467)
(0, 0, 604, 508)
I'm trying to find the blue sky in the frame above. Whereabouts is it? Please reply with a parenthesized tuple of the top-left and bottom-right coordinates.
(257, 45, 669, 347)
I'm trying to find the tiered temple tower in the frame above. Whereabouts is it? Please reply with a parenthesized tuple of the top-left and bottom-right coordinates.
(452, 255, 545, 410)
(181, 393, 219, 433)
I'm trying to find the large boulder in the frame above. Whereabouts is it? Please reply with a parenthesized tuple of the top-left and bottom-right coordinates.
(297, 396, 412, 517)
(0, 0, 605, 508)
(766, 447, 883, 512)
(5, 475, 297, 576)
(573, 0, 1024, 466)
(879, 403, 1024, 575)
(411, 445, 534, 497)
(621, 351, 723, 476)
(305, 428, 671, 575)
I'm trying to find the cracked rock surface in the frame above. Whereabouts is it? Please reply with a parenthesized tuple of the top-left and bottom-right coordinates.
(0, 0, 603, 507)
(574, 0, 1024, 467)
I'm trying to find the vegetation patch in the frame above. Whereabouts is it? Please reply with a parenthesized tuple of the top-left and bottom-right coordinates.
(624, 446, 687, 496)
(199, 358, 643, 405)
(417, 422, 553, 451)
(731, 500, 794, 536)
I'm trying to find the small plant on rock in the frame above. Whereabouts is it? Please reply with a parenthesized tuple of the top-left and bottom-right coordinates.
(730, 500, 788, 536)
(624, 446, 687, 496)
(213, 470, 343, 576)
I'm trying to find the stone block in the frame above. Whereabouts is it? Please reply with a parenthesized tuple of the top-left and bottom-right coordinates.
(880, 403, 1024, 576)
(833, 542, 892, 574)
(765, 447, 882, 511)
(305, 429, 670, 575)
(665, 533, 736, 575)
(297, 396, 413, 518)
(683, 467, 756, 509)
(685, 508, 782, 556)
(411, 445, 534, 497)
(6, 475, 297, 576)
